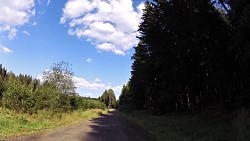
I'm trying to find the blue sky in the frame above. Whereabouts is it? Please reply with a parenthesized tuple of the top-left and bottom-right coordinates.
(0, 0, 144, 98)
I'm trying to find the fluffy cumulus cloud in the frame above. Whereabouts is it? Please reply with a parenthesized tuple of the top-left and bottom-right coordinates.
(0, 0, 35, 39)
(61, 0, 144, 55)
(73, 76, 123, 98)
(73, 76, 105, 91)
(0, 44, 13, 54)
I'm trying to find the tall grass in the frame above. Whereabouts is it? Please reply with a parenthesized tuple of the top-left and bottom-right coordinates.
(0, 108, 107, 139)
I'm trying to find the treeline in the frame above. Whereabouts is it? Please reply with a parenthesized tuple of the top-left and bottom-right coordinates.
(119, 0, 250, 114)
(0, 63, 106, 114)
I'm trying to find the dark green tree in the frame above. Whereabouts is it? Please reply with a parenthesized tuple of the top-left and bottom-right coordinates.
(129, 0, 243, 114)
(100, 89, 116, 108)
(119, 82, 135, 111)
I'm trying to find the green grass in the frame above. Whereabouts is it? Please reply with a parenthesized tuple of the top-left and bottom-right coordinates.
(0, 108, 107, 139)
(121, 110, 250, 141)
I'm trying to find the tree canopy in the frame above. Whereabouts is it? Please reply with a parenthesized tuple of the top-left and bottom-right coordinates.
(42, 61, 75, 95)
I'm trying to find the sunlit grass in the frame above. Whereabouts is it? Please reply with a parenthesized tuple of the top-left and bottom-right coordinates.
(0, 108, 107, 139)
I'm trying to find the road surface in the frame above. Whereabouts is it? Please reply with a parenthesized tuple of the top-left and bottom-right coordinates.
(10, 110, 153, 141)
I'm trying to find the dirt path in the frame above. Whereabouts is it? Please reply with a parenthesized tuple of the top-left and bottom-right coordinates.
(10, 110, 153, 141)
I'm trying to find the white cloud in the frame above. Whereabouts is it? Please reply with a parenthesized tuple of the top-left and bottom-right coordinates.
(94, 78, 102, 82)
(0, 44, 13, 54)
(0, 0, 35, 39)
(23, 30, 30, 36)
(97, 43, 115, 51)
(8, 28, 18, 40)
(76, 77, 123, 98)
(32, 21, 37, 26)
(114, 49, 125, 56)
(86, 58, 93, 63)
(0, 26, 10, 32)
(36, 74, 43, 81)
(47, 0, 51, 6)
(112, 85, 123, 95)
(60, 0, 94, 23)
(61, 0, 144, 55)
(73, 76, 105, 91)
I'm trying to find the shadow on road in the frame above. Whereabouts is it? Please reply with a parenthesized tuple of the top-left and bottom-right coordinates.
(83, 110, 153, 141)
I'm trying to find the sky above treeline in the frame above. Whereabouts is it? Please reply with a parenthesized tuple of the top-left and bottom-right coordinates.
(0, 0, 145, 98)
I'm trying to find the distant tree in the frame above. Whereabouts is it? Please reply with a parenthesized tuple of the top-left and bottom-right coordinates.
(42, 61, 75, 95)
(100, 89, 116, 108)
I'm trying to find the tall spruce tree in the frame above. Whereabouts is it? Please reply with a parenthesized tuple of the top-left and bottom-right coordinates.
(129, 0, 234, 113)
(122, 0, 250, 114)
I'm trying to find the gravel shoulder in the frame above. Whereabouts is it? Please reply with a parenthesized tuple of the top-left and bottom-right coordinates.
(9, 110, 153, 141)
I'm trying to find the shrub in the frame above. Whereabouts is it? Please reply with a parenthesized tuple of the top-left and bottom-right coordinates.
(2, 81, 36, 114)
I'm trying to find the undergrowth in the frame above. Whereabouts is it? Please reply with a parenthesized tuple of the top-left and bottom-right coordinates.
(121, 110, 250, 141)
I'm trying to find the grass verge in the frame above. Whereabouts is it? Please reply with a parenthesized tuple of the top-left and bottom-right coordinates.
(0, 108, 107, 139)
(121, 110, 250, 141)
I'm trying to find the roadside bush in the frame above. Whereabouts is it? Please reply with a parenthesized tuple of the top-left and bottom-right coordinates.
(87, 99, 106, 110)
(2, 81, 36, 114)
(34, 86, 61, 111)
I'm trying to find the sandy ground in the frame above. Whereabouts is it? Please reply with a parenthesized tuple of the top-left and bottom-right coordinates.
(9, 110, 154, 141)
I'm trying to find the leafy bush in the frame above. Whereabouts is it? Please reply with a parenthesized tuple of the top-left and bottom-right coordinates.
(34, 85, 61, 111)
(2, 81, 36, 114)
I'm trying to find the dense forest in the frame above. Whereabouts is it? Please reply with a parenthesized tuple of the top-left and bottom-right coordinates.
(119, 0, 250, 114)
(0, 62, 106, 114)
